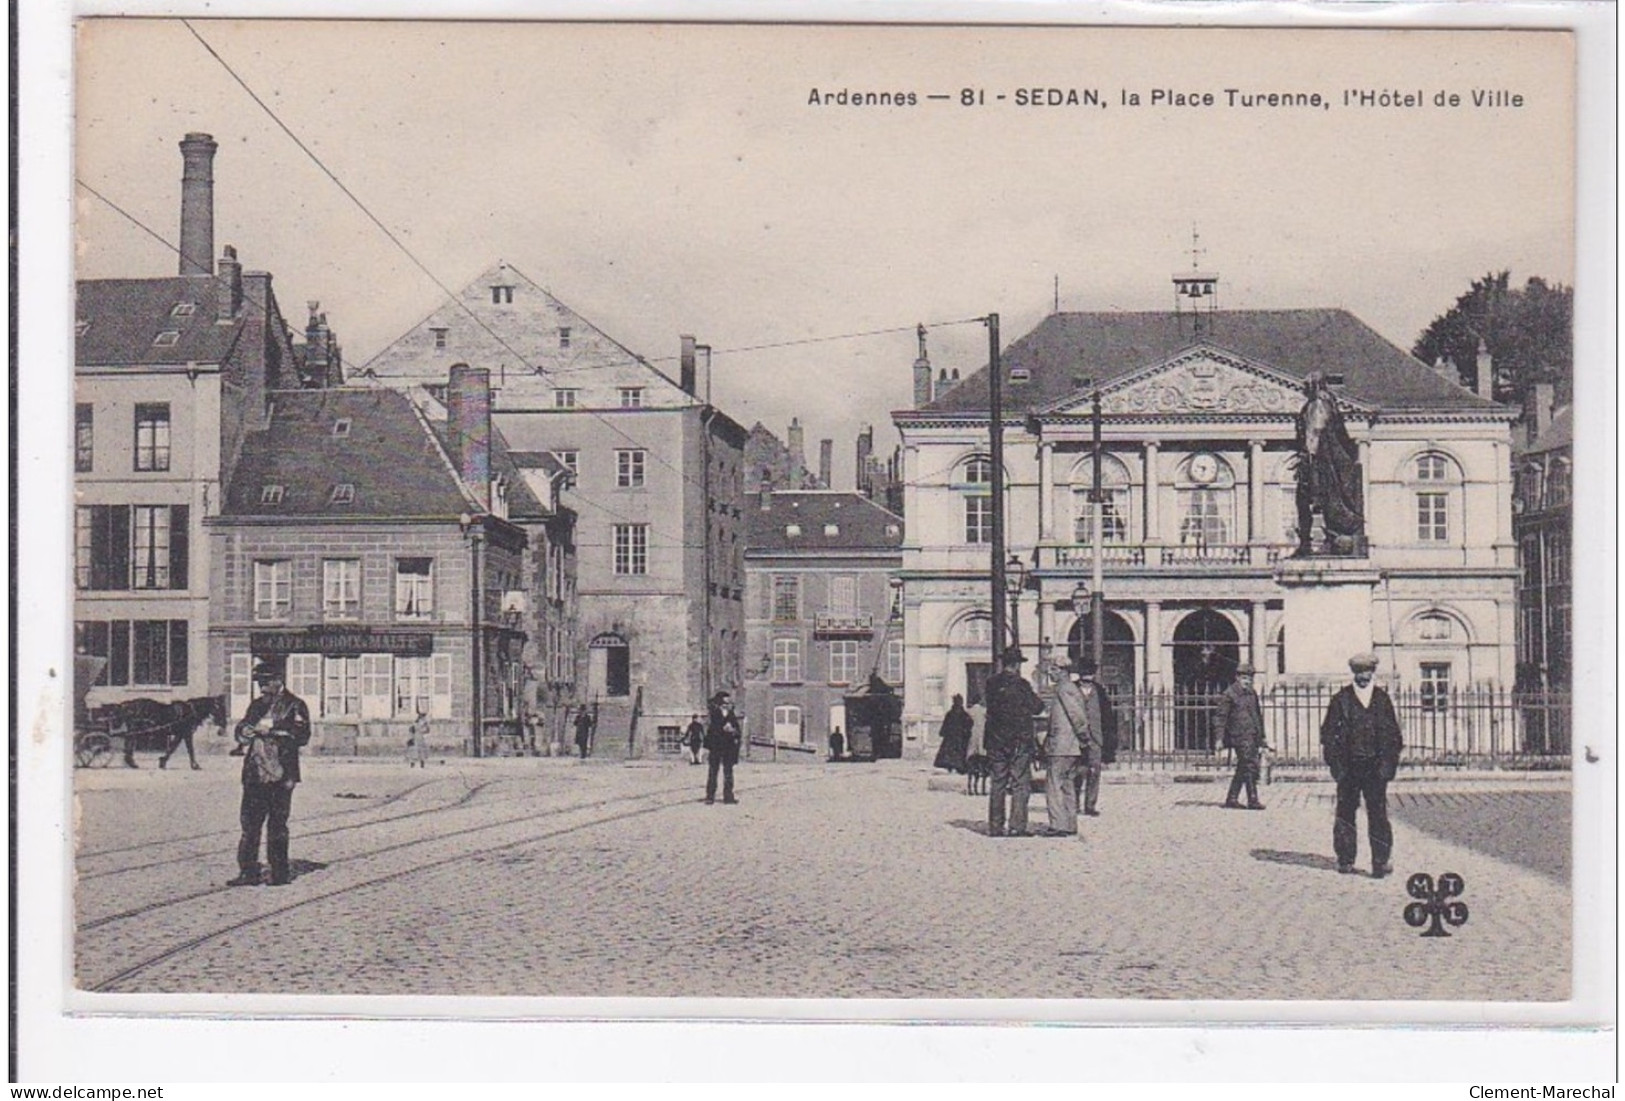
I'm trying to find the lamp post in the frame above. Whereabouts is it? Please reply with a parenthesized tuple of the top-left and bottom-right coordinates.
(986, 313, 1006, 661)
(1003, 553, 1027, 654)
(1089, 386, 1106, 677)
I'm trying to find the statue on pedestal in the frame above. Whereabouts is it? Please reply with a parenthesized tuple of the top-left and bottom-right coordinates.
(1293, 373, 1365, 556)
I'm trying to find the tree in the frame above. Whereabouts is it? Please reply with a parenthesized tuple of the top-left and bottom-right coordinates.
(1411, 272, 1573, 407)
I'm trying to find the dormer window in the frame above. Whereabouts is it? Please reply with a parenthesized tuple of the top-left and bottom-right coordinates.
(885, 524, 900, 538)
(554, 389, 579, 409)
(824, 523, 839, 536)
(332, 418, 352, 438)
(491, 285, 514, 305)
(330, 483, 355, 505)
(171, 303, 196, 317)
(786, 524, 802, 537)
(558, 326, 572, 350)
(430, 327, 448, 350)
(261, 485, 285, 505)
(75, 320, 90, 336)
(1008, 367, 1031, 383)
(153, 330, 180, 347)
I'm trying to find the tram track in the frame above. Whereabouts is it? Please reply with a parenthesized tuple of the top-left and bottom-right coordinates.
(77, 775, 524, 882)
(80, 770, 824, 992)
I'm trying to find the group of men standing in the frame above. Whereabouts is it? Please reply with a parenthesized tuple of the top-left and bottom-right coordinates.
(971, 645, 1405, 877)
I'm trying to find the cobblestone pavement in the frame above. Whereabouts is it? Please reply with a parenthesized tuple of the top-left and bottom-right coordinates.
(73, 757, 1571, 1001)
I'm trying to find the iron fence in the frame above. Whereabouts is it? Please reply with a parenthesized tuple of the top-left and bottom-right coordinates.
(1100, 684, 1571, 770)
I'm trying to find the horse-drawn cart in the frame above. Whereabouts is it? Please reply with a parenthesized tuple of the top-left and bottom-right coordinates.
(72, 658, 225, 769)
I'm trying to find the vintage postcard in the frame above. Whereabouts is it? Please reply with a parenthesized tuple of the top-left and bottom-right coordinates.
(19, 4, 1613, 1082)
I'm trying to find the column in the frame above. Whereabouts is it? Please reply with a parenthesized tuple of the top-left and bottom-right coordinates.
(1144, 601, 1165, 752)
(1143, 441, 1161, 566)
(1038, 441, 1055, 541)
(1038, 599, 1055, 668)
(1250, 600, 1268, 680)
(1357, 437, 1372, 549)
(1248, 439, 1266, 542)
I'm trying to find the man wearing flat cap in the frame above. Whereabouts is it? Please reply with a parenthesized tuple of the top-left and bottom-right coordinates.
(1216, 661, 1267, 810)
(1320, 651, 1404, 877)
(983, 645, 1045, 837)
(227, 657, 312, 886)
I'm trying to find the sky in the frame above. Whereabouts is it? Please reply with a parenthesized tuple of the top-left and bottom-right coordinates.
(74, 20, 1576, 487)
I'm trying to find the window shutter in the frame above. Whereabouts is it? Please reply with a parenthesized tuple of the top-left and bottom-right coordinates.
(91, 505, 131, 591)
(288, 654, 323, 717)
(360, 654, 393, 719)
(229, 653, 253, 726)
(108, 620, 130, 686)
(170, 506, 189, 589)
(431, 654, 453, 719)
(169, 620, 189, 686)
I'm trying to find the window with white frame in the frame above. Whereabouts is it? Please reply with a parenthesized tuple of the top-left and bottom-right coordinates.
(828, 639, 860, 685)
(1178, 489, 1230, 544)
(1419, 661, 1451, 713)
(133, 403, 171, 472)
(613, 524, 648, 575)
(1411, 453, 1458, 543)
(1072, 488, 1129, 544)
(772, 705, 802, 742)
(322, 559, 361, 619)
(772, 637, 801, 683)
(619, 387, 644, 408)
(1416, 492, 1449, 542)
(615, 449, 646, 487)
(360, 654, 394, 719)
(322, 655, 362, 717)
(130, 505, 172, 589)
(556, 450, 579, 477)
(961, 456, 994, 545)
(395, 655, 434, 717)
(554, 389, 578, 409)
(395, 558, 434, 619)
(886, 638, 905, 684)
(254, 560, 292, 621)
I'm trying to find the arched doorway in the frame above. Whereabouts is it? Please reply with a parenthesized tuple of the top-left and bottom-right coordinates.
(1172, 608, 1240, 750)
(587, 632, 631, 698)
(1066, 609, 1136, 697)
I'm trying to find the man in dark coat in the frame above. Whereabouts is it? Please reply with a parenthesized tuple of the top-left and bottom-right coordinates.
(684, 714, 706, 765)
(227, 659, 312, 887)
(573, 706, 595, 759)
(932, 695, 972, 773)
(1217, 661, 1268, 810)
(984, 646, 1045, 837)
(703, 691, 743, 804)
(1320, 651, 1404, 877)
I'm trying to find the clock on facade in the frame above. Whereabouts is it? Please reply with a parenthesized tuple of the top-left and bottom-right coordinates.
(1189, 452, 1220, 484)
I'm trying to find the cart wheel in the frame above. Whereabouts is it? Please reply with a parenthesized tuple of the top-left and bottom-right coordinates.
(76, 733, 113, 768)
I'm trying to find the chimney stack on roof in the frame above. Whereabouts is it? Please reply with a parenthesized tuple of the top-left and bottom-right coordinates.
(680, 334, 698, 396)
(912, 323, 933, 407)
(818, 439, 833, 489)
(303, 300, 341, 388)
(216, 246, 243, 322)
(787, 417, 807, 484)
(178, 133, 218, 278)
(856, 425, 874, 495)
(447, 363, 493, 510)
(1526, 380, 1556, 444)
(1475, 340, 1495, 401)
(1432, 356, 1461, 387)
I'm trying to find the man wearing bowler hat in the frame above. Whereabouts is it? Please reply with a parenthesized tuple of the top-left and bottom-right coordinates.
(1320, 651, 1404, 877)
(1217, 661, 1268, 810)
(227, 657, 312, 886)
(983, 645, 1045, 837)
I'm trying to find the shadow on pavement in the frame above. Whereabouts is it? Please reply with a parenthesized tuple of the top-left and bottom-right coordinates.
(1250, 848, 1349, 875)
(1174, 799, 1230, 808)
(948, 818, 999, 836)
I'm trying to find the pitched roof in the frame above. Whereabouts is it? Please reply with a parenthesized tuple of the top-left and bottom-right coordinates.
(223, 387, 483, 518)
(1515, 405, 1573, 456)
(913, 309, 1503, 416)
(76, 277, 246, 368)
(747, 491, 904, 553)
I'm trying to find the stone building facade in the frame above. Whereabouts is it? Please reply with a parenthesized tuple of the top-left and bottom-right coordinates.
(1512, 389, 1571, 691)
(362, 263, 746, 754)
(743, 491, 904, 755)
(893, 298, 1520, 756)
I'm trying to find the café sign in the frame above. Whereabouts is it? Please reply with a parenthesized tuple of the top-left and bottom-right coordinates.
(250, 626, 435, 657)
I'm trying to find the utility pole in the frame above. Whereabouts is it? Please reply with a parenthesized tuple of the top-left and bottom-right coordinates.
(1090, 387, 1106, 675)
(987, 313, 1007, 664)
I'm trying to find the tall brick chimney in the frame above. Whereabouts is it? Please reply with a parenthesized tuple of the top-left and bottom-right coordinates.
(818, 439, 833, 489)
(680, 334, 698, 396)
(1526, 380, 1555, 444)
(912, 323, 933, 407)
(856, 425, 874, 495)
(178, 133, 218, 277)
(1475, 340, 1495, 401)
(447, 363, 493, 510)
(787, 417, 806, 485)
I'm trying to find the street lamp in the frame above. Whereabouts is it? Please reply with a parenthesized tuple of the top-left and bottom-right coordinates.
(1004, 553, 1027, 650)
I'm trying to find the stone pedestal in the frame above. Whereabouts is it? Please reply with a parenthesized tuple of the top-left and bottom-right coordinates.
(1274, 558, 1381, 679)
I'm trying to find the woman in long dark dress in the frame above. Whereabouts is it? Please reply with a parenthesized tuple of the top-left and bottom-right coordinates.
(933, 695, 973, 773)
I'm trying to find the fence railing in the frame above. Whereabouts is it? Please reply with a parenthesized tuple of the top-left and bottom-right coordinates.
(1093, 685, 1571, 769)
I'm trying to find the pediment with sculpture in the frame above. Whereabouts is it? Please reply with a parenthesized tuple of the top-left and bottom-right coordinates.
(1051, 351, 1316, 417)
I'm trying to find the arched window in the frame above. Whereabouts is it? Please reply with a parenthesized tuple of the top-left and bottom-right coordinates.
(1413, 613, 1455, 642)
(952, 613, 994, 648)
(1070, 454, 1132, 544)
(1406, 451, 1463, 544)
(958, 456, 994, 545)
(1176, 453, 1237, 546)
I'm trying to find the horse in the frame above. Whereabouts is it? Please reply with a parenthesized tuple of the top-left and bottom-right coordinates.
(105, 695, 226, 769)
